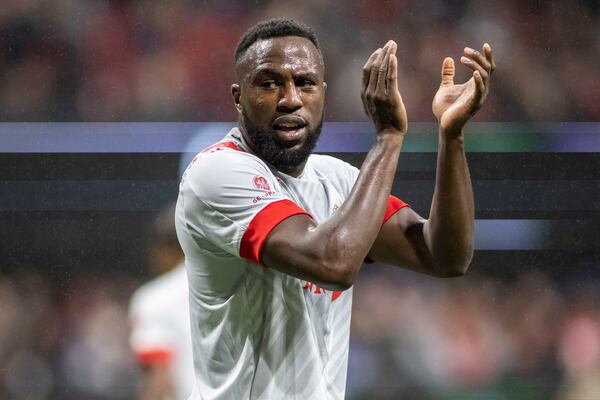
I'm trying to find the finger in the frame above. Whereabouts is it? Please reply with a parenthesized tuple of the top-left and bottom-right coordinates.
(464, 47, 491, 74)
(461, 54, 488, 83)
(362, 48, 383, 115)
(462, 48, 490, 84)
(377, 40, 395, 93)
(483, 43, 496, 72)
(440, 57, 454, 87)
(387, 51, 398, 94)
(368, 42, 389, 93)
(473, 70, 485, 103)
(362, 49, 381, 91)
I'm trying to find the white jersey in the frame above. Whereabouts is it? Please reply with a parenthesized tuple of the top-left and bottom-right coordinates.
(175, 128, 407, 400)
(129, 264, 194, 400)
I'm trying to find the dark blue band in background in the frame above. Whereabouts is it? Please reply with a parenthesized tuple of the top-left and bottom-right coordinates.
(0, 122, 598, 153)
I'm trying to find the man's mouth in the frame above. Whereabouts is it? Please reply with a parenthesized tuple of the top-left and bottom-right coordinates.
(272, 116, 307, 141)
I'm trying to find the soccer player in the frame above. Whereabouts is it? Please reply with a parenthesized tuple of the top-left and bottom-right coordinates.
(175, 18, 495, 399)
(129, 204, 194, 400)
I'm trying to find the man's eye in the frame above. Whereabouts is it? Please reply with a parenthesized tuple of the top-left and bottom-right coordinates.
(262, 81, 278, 89)
(298, 79, 315, 87)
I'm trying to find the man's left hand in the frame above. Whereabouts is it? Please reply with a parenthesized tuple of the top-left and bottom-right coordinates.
(432, 43, 495, 138)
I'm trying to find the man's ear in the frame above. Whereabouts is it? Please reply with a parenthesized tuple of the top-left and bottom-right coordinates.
(323, 82, 327, 91)
(231, 84, 242, 113)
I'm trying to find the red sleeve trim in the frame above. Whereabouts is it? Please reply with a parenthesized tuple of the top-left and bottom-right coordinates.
(134, 348, 173, 365)
(201, 141, 241, 154)
(240, 199, 312, 266)
(364, 196, 410, 264)
(382, 195, 410, 225)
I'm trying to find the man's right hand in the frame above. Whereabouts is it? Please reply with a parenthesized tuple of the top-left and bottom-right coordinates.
(361, 40, 408, 137)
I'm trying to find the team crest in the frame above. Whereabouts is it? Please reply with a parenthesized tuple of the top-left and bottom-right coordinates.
(253, 175, 271, 190)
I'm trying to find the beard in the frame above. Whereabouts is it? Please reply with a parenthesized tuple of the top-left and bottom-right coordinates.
(241, 110, 323, 173)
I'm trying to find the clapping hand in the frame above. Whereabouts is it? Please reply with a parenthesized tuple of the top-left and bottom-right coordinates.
(432, 43, 496, 138)
(361, 40, 408, 137)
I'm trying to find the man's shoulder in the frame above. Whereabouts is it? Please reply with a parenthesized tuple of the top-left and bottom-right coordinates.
(182, 143, 273, 192)
(187, 141, 262, 172)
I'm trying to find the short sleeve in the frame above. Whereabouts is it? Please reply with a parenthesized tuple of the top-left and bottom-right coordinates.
(308, 155, 409, 224)
(383, 195, 410, 224)
(362, 196, 410, 264)
(180, 150, 311, 265)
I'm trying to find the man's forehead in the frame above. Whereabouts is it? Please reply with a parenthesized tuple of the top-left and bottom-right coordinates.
(241, 36, 323, 74)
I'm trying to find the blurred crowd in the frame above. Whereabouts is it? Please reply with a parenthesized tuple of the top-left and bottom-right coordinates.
(0, 0, 599, 123)
(349, 267, 600, 400)
(0, 269, 139, 400)
(1, 265, 599, 399)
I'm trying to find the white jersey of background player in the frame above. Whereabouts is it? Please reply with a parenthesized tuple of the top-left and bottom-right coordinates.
(175, 15, 494, 400)
(129, 206, 194, 400)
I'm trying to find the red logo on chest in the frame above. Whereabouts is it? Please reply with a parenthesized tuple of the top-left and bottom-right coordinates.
(253, 175, 271, 190)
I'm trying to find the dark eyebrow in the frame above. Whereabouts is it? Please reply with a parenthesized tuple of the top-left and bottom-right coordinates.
(253, 67, 284, 78)
(295, 72, 319, 81)
(253, 67, 320, 80)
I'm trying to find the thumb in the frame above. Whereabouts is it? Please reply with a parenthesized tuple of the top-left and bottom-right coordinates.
(440, 57, 454, 87)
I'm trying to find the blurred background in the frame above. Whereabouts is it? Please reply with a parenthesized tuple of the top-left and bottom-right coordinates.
(1, 0, 599, 399)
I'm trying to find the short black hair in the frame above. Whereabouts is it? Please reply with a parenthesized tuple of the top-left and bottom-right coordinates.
(235, 18, 322, 63)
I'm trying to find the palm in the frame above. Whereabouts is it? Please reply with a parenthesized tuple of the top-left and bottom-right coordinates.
(432, 78, 478, 134)
(431, 48, 494, 136)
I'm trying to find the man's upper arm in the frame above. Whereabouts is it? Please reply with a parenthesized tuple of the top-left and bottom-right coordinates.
(260, 212, 328, 282)
(262, 195, 416, 289)
(367, 205, 439, 275)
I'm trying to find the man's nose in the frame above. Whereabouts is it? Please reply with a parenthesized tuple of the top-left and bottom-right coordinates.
(277, 83, 302, 112)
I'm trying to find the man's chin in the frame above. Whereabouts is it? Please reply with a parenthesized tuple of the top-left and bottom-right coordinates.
(273, 137, 304, 151)
(269, 148, 308, 170)
(241, 112, 322, 171)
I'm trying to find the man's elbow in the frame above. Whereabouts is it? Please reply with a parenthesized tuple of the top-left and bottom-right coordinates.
(324, 279, 354, 291)
(326, 267, 357, 291)
(317, 259, 358, 291)
(438, 264, 469, 278)
(433, 248, 474, 278)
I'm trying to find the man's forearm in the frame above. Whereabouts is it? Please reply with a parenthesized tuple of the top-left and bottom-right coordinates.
(312, 134, 404, 286)
(263, 134, 404, 290)
(423, 130, 474, 275)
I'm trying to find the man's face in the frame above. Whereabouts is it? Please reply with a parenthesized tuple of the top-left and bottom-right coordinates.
(233, 36, 326, 175)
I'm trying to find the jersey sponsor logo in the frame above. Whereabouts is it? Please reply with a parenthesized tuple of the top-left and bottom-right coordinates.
(252, 190, 276, 203)
(253, 175, 271, 190)
(301, 280, 342, 302)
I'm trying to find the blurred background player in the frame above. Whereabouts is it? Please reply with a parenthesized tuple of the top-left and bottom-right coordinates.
(129, 204, 193, 400)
